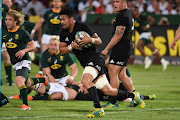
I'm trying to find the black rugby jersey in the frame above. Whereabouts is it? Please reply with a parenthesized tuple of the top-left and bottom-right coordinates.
(112, 9, 133, 55)
(60, 22, 103, 67)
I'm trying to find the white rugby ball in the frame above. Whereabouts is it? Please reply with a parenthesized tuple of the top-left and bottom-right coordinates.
(75, 31, 92, 48)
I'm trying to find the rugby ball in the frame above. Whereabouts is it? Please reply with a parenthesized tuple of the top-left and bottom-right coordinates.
(75, 31, 92, 48)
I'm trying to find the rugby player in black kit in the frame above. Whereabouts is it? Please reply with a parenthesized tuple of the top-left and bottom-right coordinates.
(59, 6, 145, 118)
(102, 0, 145, 108)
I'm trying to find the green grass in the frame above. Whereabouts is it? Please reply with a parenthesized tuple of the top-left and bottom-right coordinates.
(1, 62, 180, 120)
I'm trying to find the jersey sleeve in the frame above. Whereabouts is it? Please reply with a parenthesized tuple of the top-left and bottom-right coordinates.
(116, 15, 128, 27)
(43, 10, 48, 20)
(23, 30, 33, 43)
(81, 23, 95, 37)
(40, 52, 49, 68)
(64, 53, 75, 66)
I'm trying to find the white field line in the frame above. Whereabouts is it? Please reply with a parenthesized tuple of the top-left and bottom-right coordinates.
(134, 84, 180, 88)
(0, 107, 180, 119)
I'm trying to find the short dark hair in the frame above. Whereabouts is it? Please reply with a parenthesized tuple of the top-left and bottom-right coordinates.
(59, 6, 74, 18)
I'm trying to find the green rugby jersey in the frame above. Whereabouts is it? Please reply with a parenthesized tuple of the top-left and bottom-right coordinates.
(21, 21, 38, 41)
(2, 26, 32, 65)
(41, 49, 75, 79)
(2, 3, 9, 28)
(43, 8, 62, 35)
(134, 13, 150, 34)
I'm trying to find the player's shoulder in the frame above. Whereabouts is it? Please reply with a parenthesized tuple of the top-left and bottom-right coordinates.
(18, 27, 30, 34)
(42, 49, 50, 56)
(2, 3, 9, 10)
(118, 9, 132, 17)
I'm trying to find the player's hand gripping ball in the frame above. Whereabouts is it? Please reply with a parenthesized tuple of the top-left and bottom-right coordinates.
(75, 31, 92, 48)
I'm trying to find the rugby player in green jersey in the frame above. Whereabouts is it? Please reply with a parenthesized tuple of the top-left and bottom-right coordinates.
(40, 36, 78, 86)
(2, 10, 49, 110)
(133, 6, 169, 70)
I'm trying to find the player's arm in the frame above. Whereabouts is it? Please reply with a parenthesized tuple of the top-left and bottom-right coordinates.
(145, 15, 154, 30)
(69, 63, 78, 80)
(78, 33, 102, 46)
(102, 25, 126, 56)
(15, 40, 36, 59)
(59, 42, 82, 55)
(42, 67, 57, 83)
(31, 18, 45, 39)
(66, 63, 78, 85)
(37, 27, 42, 44)
(171, 25, 180, 50)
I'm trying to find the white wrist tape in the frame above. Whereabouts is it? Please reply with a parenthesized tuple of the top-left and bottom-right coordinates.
(31, 29, 36, 34)
(69, 76, 74, 80)
(67, 44, 73, 51)
(146, 24, 150, 29)
(91, 38, 95, 44)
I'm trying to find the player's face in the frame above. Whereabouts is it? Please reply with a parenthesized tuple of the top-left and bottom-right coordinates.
(3, 0, 13, 8)
(5, 15, 17, 30)
(114, 0, 125, 12)
(132, 8, 139, 16)
(60, 15, 71, 29)
(53, 0, 62, 8)
(49, 40, 59, 54)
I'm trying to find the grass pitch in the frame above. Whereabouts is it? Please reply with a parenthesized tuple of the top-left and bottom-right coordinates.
(1, 61, 180, 120)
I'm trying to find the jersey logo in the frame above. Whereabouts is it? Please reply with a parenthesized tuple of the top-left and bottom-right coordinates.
(95, 65, 101, 71)
(60, 56, 64, 61)
(8, 38, 13, 42)
(5, 42, 17, 48)
(116, 61, 124, 65)
(50, 16, 61, 24)
(114, 17, 116, 22)
(2, 35, 7, 39)
(65, 37, 69, 41)
(15, 34, 19, 40)
(54, 59, 57, 64)
(88, 62, 94, 66)
(48, 57, 51, 62)
(109, 60, 115, 64)
(48, 13, 53, 17)
(50, 64, 62, 69)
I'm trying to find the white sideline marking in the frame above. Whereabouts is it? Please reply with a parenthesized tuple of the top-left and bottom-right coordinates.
(0, 107, 180, 119)
(135, 84, 180, 88)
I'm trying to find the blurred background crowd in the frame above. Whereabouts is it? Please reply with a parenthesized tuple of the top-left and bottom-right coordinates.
(5, 0, 180, 24)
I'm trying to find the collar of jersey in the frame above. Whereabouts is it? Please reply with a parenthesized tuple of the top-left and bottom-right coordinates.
(52, 8, 61, 13)
(8, 26, 20, 32)
(135, 13, 140, 18)
(48, 49, 60, 56)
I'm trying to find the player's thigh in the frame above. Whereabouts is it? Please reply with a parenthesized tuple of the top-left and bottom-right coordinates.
(51, 92, 63, 100)
(147, 43, 156, 51)
(109, 64, 123, 75)
(137, 39, 145, 48)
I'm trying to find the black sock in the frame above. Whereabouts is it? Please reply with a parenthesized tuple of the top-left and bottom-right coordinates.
(108, 96, 117, 104)
(88, 86, 101, 108)
(0, 92, 9, 107)
(33, 94, 50, 100)
(143, 95, 149, 100)
(117, 89, 134, 101)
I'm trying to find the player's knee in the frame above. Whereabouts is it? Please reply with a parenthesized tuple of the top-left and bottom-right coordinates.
(103, 88, 113, 95)
(82, 66, 98, 83)
(66, 78, 73, 85)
